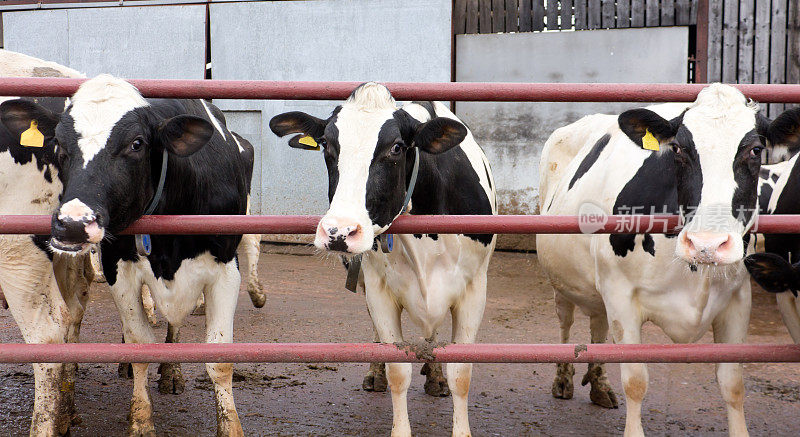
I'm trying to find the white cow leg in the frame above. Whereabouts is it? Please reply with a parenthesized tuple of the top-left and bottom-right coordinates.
(366, 285, 410, 437)
(582, 313, 618, 408)
(607, 307, 646, 437)
(712, 285, 750, 437)
(238, 234, 265, 308)
(447, 274, 487, 437)
(203, 261, 243, 437)
(3, 272, 70, 436)
(776, 293, 800, 343)
(108, 267, 156, 437)
(552, 291, 575, 400)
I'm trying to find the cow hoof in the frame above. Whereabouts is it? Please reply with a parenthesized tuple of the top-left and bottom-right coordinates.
(118, 362, 133, 379)
(157, 363, 185, 395)
(552, 363, 575, 399)
(362, 363, 387, 392)
(248, 283, 266, 308)
(128, 426, 156, 437)
(589, 382, 619, 408)
(192, 303, 206, 316)
(421, 362, 450, 397)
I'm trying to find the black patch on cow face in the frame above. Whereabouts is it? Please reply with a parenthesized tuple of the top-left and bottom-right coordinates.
(731, 129, 763, 228)
(609, 127, 700, 257)
(643, 234, 655, 256)
(759, 181, 773, 214)
(569, 134, 610, 190)
(365, 118, 411, 228)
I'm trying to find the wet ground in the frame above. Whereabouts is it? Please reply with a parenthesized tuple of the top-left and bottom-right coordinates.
(0, 244, 798, 436)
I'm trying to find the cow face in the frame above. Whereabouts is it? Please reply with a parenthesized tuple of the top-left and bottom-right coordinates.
(4, 75, 214, 254)
(270, 83, 467, 254)
(618, 84, 771, 266)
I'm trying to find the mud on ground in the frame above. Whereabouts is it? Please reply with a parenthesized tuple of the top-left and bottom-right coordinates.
(0, 244, 797, 436)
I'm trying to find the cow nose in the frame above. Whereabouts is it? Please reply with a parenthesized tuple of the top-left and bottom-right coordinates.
(52, 215, 96, 244)
(681, 232, 734, 264)
(317, 217, 363, 252)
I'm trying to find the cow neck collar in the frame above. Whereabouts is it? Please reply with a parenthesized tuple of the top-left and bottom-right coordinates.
(135, 148, 168, 256)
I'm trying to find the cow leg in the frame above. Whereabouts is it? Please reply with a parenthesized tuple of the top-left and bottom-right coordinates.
(2, 267, 70, 436)
(421, 331, 450, 397)
(157, 323, 185, 395)
(552, 291, 575, 400)
(238, 234, 265, 308)
(53, 253, 95, 427)
(712, 284, 750, 437)
(607, 308, 646, 437)
(581, 313, 618, 408)
(776, 293, 800, 343)
(362, 329, 388, 392)
(108, 268, 156, 437)
(366, 286, 410, 437)
(203, 261, 243, 437)
(141, 284, 158, 326)
(447, 274, 487, 437)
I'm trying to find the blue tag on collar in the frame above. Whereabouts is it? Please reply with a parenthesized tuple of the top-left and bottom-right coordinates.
(135, 234, 152, 256)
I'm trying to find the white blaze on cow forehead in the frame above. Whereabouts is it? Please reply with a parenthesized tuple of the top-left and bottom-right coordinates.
(69, 74, 149, 168)
(328, 83, 398, 233)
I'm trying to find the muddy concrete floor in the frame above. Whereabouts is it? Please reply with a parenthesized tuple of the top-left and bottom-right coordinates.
(0, 244, 798, 436)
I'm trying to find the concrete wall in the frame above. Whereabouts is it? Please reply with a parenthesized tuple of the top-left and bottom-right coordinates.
(210, 0, 452, 241)
(3, 6, 205, 79)
(456, 27, 688, 249)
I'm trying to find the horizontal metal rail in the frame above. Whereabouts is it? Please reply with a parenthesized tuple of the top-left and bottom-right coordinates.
(1, 214, 798, 235)
(1, 78, 800, 102)
(0, 343, 796, 364)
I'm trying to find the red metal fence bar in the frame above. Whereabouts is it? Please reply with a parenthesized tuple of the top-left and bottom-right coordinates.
(0, 343, 796, 364)
(2, 214, 798, 235)
(2, 78, 800, 102)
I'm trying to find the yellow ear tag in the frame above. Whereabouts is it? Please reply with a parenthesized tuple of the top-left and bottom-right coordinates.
(642, 129, 659, 151)
(298, 135, 319, 150)
(20, 120, 44, 148)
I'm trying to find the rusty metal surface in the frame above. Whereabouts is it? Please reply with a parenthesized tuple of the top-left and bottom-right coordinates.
(0, 342, 797, 364)
(2, 214, 800, 235)
(1, 78, 800, 102)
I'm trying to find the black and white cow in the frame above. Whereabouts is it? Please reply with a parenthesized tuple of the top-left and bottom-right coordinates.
(270, 83, 496, 436)
(0, 74, 252, 436)
(743, 107, 800, 342)
(0, 49, 97, 436)
(537, 84, 796, 436)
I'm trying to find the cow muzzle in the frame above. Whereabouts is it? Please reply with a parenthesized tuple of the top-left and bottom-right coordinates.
(315, 215, 373, 254)
(676, 231, 740, 265)
(50, 199, 104, 254)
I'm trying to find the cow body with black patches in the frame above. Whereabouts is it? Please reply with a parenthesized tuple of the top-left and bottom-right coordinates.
(0, 50, 98, 436)
(537, 84, 790, 436)
(744, 109, 800, 343)
(270, 83, 496, 436)
(2, 75, 252, 436)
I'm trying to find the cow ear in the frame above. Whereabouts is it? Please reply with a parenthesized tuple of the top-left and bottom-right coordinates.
(745, 253, 799, 296)
(0, 99, 59, 140)
(412, 117, 468, 155)
(767, 107, 800, 161)
(158, 115, 214, 157)
(618, 108, 681, 149)
(269, 111, 326, 146)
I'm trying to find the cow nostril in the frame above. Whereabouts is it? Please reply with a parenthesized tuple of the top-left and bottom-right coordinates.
(328, 227, 338, 236)
(348, 226, 360, 237)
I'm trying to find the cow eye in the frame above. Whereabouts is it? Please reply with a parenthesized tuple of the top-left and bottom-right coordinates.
(670, 142, 681, 154)
(750, 146, 764, 158)
(390, 142, 404, 156)
(130, 138, 143, 152)
(318, 138, 327, 149)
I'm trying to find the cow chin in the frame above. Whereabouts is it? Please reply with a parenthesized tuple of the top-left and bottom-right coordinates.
(49, 238, 93, 256)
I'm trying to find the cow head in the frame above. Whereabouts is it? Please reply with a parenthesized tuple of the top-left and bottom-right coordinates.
(270, 83, 467, 254)
(616, 84, 798, 266)
(0, 75, 215, 254)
